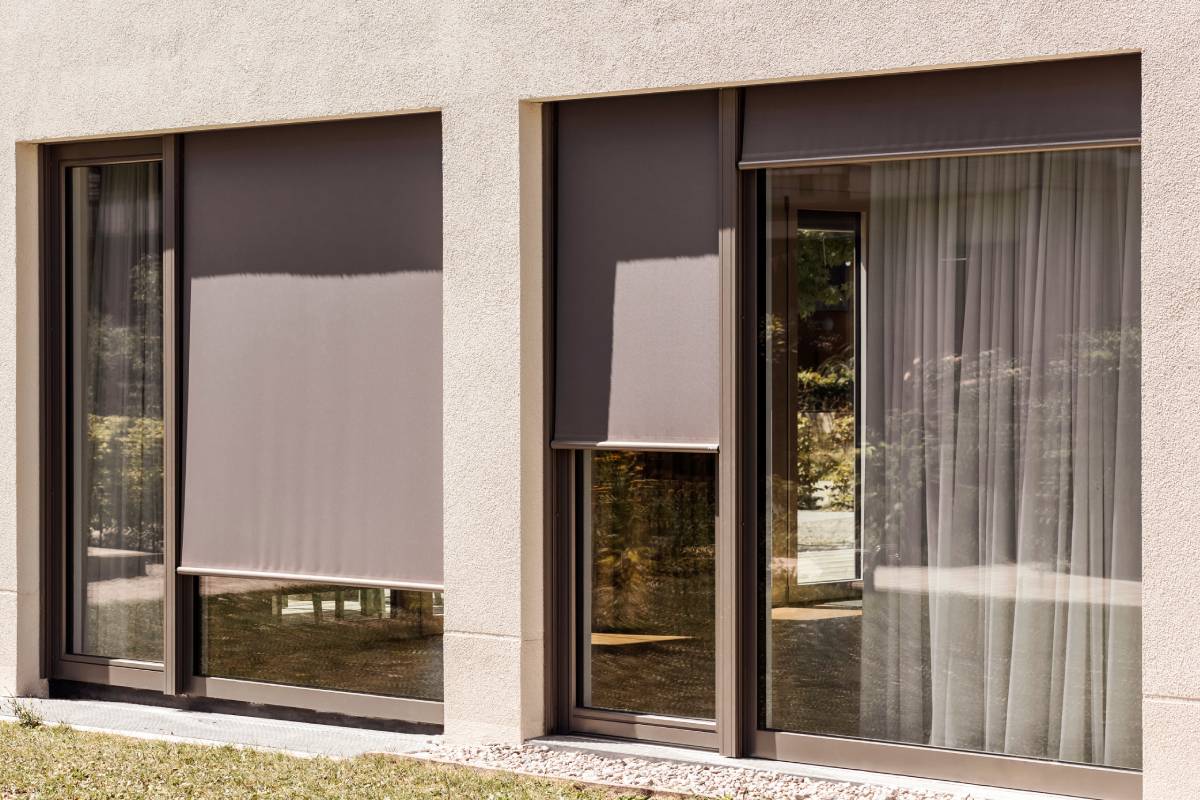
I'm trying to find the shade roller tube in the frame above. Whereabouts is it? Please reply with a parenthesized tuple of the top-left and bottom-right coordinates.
(179, 114, 443, 587)
(741, 54, 1141, 167)
(555, 91, 720, 449)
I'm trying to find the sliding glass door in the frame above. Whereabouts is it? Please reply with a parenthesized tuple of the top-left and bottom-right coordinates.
(756, 149, 1142, 772)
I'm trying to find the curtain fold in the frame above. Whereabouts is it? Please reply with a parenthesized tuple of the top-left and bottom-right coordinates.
(861, 149, 1141, 769)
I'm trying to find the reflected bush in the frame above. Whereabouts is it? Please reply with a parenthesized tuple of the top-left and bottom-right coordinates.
(794, 356, 856, 512)
(81, 252, 164, 555)
(199, 581, 443, 700)
(589, 451, 715, 636)
(85, 413, 163, 553)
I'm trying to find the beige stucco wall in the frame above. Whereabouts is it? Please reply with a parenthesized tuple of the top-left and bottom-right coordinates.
(1, 1, 1198, 796)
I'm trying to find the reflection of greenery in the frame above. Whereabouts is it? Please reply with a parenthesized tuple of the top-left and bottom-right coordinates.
(797, 357, 853, 412)
(87, 254, 163, 417)
(795, 357, 856, 512)
(826, 415, 855, 510)
(794, 230, 853, 321)
(86, 414, 163, 551)
(587, 452, 716, 718)
(83, 252, 163, 553)
(795, 414, 825, 509)
(590, 451, 715, 635)
(795, 413, 855, 511)
(200, 584, 443, 701)
(790, 226, 857, 514)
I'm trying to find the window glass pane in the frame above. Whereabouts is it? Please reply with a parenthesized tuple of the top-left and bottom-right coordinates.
(197, 578, 444, 701)
(760, 148, 1141, 769)
(68, 162, 164, 662)
(580, 450, 716, 719)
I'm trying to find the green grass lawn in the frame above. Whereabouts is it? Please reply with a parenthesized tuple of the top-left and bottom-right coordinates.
(0, 722, 680, 800)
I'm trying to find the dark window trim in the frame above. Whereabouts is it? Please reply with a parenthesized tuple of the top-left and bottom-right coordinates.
(715, 86, 743, 756)
(43, 137, 168, 693)
(542, 103, 572, 735)
(162, 135, 184, 695)
(48, 137, 164, 163)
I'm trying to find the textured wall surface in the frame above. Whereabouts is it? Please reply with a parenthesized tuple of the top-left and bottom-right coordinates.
(2, 1, 1198, 796)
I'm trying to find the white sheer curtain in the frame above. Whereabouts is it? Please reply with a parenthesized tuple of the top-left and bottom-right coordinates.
(860, 148, 1141, 768)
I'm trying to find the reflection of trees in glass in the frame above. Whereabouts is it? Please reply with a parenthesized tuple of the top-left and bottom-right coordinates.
(87, 254, 164, 416)
(796, 402, 855, 511)
(589, 452, 715, 635)
(86, 414, 163, 551)
(793, 227, 856, 514)
(200, 582, 443, 700)
(84, 251, 164, 552)
(793, 229, 853, 321)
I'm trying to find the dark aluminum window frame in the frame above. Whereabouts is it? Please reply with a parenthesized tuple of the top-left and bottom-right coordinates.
(43, 136, 170, 693)
(547, 75, 1144, 799)
(41, 131, 444, 728)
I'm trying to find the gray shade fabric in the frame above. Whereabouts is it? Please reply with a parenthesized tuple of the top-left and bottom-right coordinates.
(742, 55, 1140, 167)
(555, 91, 720, 448)
(179, 114, 444, 588)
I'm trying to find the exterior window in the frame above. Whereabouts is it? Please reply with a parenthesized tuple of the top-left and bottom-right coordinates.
(67, 161, 164, 662)
(47, 117, 444, 721)
(176, 116, 444, 709)
(197, 578, 444, 701)
(760, 148, 1141, 768)
(579, 450, 716, 719)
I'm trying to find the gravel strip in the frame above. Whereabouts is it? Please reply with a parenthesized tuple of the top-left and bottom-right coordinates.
(414, 744, 979, 799)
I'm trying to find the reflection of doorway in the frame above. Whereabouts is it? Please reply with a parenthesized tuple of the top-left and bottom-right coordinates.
(768, 210, 861, 606)
(762, 202, 863, 735)
(789, 212, 859, 589)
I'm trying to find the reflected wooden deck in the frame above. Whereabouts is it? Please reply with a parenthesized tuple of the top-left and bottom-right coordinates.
(771, 606, 862, 622)
(590, 633, 692, 647)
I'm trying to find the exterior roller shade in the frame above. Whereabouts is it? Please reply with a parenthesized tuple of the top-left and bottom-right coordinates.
(554, 91, 720, 449)
(179, 114, 443, 588)
(741, 54, 1140, 167)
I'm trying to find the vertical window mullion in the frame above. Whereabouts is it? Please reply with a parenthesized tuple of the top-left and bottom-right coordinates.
(161, 134, 182, 694)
